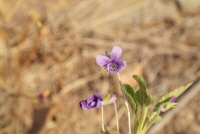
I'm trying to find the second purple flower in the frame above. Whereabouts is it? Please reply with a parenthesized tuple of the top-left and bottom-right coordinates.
(79, 92, 118, 110)
(96, 46, 126, 73)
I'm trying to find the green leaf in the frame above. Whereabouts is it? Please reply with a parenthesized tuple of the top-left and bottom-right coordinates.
(154, 115, 162, 123)
(155, 82, 192, 111)
(125, 91, 137, 113)
(143, 115, 161, 131)
(123, 84, 138, 113)
(104, 126, 121, 134)
(133, 75, 147, 107)
(164, 102, 177, 109)
(133, 75, 155, 106)
(132, 75, 146, 92)
(143, 106, 162, 131)
(158, 82, 192, 103)
(123, 84, 135, 98)
(135, 89, 143, 106)
(149, 82, 192, 121)
(125, 92, 136, 112)
(145, 94, 156, 106)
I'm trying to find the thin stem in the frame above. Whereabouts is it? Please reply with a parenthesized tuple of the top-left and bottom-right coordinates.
(101, 106, 105, 132)
(114, 101, 119, 132)
(117, 73, 131, 134)
(117, 73, 126, 101)
(134, 116, 138, 134)
(125, 101, 132, 134)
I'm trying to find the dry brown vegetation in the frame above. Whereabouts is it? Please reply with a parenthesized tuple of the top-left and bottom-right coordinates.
(0, 0, 200, 134)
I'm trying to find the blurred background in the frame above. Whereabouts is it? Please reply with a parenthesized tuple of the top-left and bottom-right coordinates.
(0, 0, 200, 134)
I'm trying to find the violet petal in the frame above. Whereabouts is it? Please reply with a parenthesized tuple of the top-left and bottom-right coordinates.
(94, 93, 103, 100)
(96, 55, 111, 67)
(115, 59, 126, 69)
(79, 100, 88, 110)
(171, 96, 177, 103)
(90, 99, 102, 109)
(96, 99, 102, 108)
(110, 46, 122, 61)
(87, 95, 95, 104)
(107, 63, 116, 73)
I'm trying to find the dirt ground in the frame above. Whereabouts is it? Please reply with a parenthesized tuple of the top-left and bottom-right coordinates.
(0, 0, 200, 134)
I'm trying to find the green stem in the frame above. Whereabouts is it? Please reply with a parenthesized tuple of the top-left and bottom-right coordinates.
(136, 106, 148, 134)
(142, 110, 161, 134)
(134, 115, 138, 134)
(133, 104, 139, 134)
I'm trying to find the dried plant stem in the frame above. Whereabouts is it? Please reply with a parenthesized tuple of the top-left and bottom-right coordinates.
(125, 101, 131, 134)
(117, 73, 131, 134)
(101, 106, 105, 132)
(114, 101, 119, 132)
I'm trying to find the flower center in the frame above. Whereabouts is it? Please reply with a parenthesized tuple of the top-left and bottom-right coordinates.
(90, 102, 96, 107)
(88, 98, 98, 108)
(110, 63, 118, 71)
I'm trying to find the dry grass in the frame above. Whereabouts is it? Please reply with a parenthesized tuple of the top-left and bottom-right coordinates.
(0, 0, 200, 134)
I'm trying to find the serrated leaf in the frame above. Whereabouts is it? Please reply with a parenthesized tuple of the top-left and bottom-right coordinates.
(149, 82, 192, 121)
(104, 126, 121, 134)
(158, 82, 192, 103)
(155, 82, 192, 112)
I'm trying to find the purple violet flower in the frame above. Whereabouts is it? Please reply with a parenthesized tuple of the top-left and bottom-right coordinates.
(79, 92, 118, 110)
(171, 96, 177, 102)
(38, 90, 50, 100)
(39, 93, 45, 100)
(161, 96, 177, 112)
(80, 93, 103, 110)
(96, 46, 126, 73)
